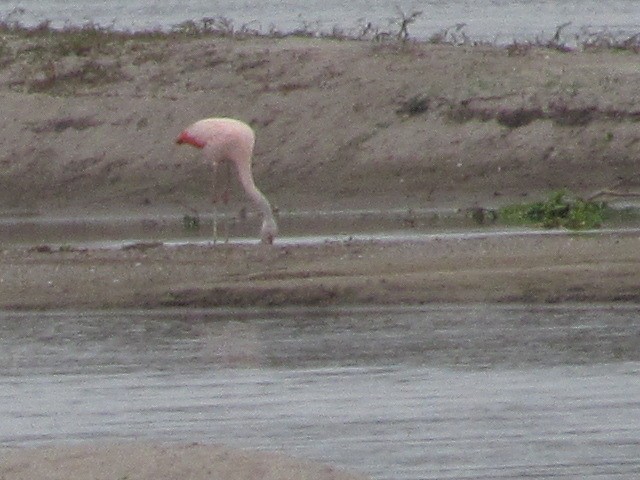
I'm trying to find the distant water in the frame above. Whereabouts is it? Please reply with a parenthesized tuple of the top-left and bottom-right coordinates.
(2, 0, 640, 43)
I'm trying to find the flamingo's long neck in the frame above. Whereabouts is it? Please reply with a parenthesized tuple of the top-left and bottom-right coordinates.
(234, 164, 278, 243)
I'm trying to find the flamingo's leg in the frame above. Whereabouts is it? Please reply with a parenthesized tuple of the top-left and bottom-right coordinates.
(223, 160, 231, 243)
(212, 161, 218, 244)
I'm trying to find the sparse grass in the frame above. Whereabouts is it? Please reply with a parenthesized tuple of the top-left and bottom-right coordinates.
(396, 94, 430, 116)
(28, 116, 100, 133)
(390, 8, 422, 43)
(0, 36, 10, 64)
(0, 20, 143, 94)
(3, 21, 129, 57)
(468, 207, 498, 225)
(183, 214, 200, 231)
(278, 81, 311, 93)
(506, 23, 640, 55)
(495, 107, 545, 128)
(172, 17, 236, 37)
(499, 190, 609, 230)
(579, 30, 640, 53)
(1, 11, 638, 61)
(27, 59, 126, 94)
(429, 23, 470, 45)
(0, 11, 639, 99)
(442, 100, 635, 129)
(50, 24, 120, 56)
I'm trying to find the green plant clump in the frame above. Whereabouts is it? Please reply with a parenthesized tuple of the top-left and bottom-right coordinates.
(182, 214, 200, 231)
(499, 190, 608, 230)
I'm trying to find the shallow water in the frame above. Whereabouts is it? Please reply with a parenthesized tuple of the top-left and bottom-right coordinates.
(1, 305, 639, 479)
(3, 207, 640, 250)
(0, 208, 458, 247)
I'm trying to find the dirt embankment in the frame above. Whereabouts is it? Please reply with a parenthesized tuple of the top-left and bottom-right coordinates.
(1, 31, 640, 215)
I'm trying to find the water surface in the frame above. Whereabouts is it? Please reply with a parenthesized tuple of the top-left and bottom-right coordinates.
(2, 0, 640, 43)
(1, 305, 639, 479)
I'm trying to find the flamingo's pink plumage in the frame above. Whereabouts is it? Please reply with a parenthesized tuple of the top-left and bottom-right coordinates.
(176, 118, 277, 244)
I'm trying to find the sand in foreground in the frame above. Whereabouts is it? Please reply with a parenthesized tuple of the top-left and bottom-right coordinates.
(1, 443, 369, 480)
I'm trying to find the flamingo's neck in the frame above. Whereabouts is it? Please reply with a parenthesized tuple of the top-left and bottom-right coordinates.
(247, 184, 278, 244)
(233, 162, 278, 244)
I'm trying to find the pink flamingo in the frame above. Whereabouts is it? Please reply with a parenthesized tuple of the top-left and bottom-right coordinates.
(176, 118, 278, 244)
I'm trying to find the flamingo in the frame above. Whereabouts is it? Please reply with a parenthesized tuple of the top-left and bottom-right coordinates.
(176, 118, 278, 244)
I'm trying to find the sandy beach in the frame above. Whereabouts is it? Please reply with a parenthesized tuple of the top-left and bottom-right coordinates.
(2, 26, 640, 478)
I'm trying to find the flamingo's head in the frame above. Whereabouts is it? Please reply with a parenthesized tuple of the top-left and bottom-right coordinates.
(176, 130, 206, 149)
(260, 218, 278, 245)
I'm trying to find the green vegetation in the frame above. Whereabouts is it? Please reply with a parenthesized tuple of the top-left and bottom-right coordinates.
(499, 190, 608, 230)
(182, 214, 200, 231)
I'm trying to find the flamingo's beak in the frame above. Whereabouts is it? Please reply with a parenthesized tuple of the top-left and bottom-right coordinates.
(175, 131, 205, 148)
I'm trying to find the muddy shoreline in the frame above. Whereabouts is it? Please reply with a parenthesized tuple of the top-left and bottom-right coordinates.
(1, 32, 640, 310)
(2, 225, 640, 310)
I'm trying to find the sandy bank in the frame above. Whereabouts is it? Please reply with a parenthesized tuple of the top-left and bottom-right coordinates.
(2, 229, 639, 310)
(0, 31, 639, 309)
(1, 32, 640, 216)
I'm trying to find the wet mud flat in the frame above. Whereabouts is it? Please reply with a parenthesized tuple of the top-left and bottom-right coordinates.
(0, 207, 465, 247)
(2, 30, 640, 311)
(2, 220, 640, 309)
(1, 305, 639, 479)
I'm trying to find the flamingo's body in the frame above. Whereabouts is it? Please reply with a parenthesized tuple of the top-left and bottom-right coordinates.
(176, 118, 277, 244)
